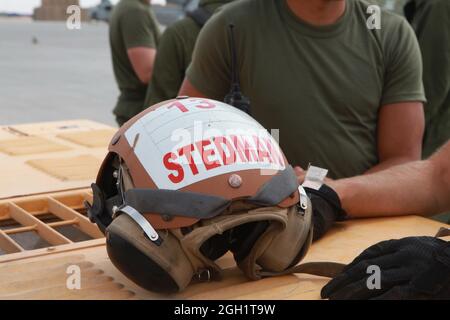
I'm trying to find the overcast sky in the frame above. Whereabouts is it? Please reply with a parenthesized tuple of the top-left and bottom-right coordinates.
(0, 0, 121, 14)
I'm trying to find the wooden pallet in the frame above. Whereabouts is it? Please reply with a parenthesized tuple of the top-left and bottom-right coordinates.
(0, 120, 116, 200)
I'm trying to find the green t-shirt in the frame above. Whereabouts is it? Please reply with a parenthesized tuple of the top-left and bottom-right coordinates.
(186, 0, 426, 179)
(144, 0, 235, 108)
(109, 0, 161, 120)
(407, 0, 450, 158)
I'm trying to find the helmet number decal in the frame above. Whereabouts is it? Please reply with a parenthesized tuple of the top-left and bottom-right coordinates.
(167, 99, 215, 113)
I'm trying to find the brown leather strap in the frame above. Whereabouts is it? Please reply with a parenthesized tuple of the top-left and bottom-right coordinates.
(260, 261, 346, 278)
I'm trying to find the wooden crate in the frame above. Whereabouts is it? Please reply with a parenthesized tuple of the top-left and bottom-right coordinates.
(0, 189, 104, 263)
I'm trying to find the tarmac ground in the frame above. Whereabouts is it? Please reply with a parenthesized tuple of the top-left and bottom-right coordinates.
(0, 18, 118, 127)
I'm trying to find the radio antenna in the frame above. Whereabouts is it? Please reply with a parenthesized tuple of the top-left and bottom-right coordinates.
(224, 23, 251, 115)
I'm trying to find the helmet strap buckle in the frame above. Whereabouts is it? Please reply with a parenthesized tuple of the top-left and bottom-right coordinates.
(115, 204, 163, 246)
(297, 185, 308, 213)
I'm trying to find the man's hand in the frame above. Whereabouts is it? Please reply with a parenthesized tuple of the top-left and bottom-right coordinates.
(294, 166, 306, 184)
(304, 184, 345, 241)
(321, 236, 450, 299)
(179, 78, 209, 98)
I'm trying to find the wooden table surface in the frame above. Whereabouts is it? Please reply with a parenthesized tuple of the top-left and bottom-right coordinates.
(1, 215, 448, 300)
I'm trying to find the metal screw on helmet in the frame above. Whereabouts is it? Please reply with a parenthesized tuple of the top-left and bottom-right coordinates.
(112, 206, 120, 218)
(196, 269, 211, 282)
(228, 174, 242, 188)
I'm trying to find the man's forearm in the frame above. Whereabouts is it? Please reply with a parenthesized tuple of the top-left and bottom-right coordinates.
(330, 159, 445, 218)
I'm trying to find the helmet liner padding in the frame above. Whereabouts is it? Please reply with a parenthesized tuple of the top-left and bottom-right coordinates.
(230, 221, 270, 263)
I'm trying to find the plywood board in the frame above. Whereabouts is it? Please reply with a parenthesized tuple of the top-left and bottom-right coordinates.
(57, 129, 116, 148)
(7, 119, 113, 136)
(0, 120, 116, 199)
(26, 155, 102, 181)
(0, 253, 134, 300)
(0, 136, 70, 155)
(0, 215, 448, 300)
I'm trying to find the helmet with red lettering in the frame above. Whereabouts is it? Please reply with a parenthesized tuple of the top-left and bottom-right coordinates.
(86, 97, 316, 293)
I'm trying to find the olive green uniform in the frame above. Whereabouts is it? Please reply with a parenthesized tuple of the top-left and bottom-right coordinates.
(144, 0, 234, 108)
(186, 0, 425, 179)
(405, 0, 450, 158)
(109, 0, 161, 125)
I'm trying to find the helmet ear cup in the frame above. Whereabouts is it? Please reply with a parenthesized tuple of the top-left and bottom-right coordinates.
(257, 203, 313, 272)
(106, 228, 179, 293)
(229, 221, 269, 263)
(286, 227, 313, 269)
(199, 231, 232, 261)
(105, 214, 194, 293)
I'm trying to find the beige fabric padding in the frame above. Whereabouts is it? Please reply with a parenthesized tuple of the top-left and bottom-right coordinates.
(238, 200, 313, 280)
(258, 201, 312, 272)
(107, 204, 344, 292)
(0, 136, 70, 155)
(107, 214, 195, 291)
(175, 207, 289, 279)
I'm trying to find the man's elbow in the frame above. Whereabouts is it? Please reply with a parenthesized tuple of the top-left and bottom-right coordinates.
(137, 68, 152, 85)
(178, 78, 208, 98)
(380, 102, 425, 162)
(127, 47, 156, 85)
(429, 142, 450, 212)
(380, 148, 422, 167)
(398, 149, 422, 163)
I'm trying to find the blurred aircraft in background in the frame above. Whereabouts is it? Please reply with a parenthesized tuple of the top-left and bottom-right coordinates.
(90, 0, 200, 26)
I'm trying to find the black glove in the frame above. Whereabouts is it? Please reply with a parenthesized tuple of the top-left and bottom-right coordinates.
(304, 184, 346, 241)
(321, 236, 450, 300)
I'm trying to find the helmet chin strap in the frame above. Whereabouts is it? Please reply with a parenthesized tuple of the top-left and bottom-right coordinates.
(259, 261, 347, 279)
